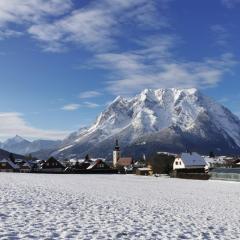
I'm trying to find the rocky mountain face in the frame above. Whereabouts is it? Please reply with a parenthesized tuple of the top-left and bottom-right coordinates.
(0, 135, 61, 156)
(51, 88, 240, 160)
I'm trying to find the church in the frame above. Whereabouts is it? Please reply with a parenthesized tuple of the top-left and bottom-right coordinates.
(113, 140, 133, 169)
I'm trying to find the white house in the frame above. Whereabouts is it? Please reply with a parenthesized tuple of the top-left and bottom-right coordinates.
(173, 152, 207, 170)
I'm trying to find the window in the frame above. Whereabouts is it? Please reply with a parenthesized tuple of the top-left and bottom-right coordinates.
(176, 162, 178, 165)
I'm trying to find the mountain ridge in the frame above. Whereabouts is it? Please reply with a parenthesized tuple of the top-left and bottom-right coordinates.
(50, 88, 240, 159)
(0, 136, 61, 156)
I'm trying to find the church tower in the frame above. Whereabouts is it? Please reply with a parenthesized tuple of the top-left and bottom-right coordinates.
(113, 140, 121, 168)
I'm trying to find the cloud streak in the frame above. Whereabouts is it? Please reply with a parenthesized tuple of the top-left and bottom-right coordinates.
(0, 0, 73, 41)
(61, 102, 100, 111)
(211, 24, 230, 47)
(79, 91, 102, 99)
(27, 0, 168, 52)
(0, 112, 69, 140)
(94, 36, 237, 95)
(222, 0, 240, 8)
(61, 104, 80, 111)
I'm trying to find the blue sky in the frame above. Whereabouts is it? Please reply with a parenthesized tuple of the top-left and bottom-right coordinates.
(0, 0, 240, 141)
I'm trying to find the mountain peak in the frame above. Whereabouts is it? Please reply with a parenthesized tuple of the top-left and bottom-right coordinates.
(4, 135, 29, 144)
(111, 96, 128, 105)
(139, 87, 199, 97)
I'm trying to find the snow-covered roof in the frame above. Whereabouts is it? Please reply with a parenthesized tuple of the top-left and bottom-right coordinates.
(35, 159, 44, 163)
(87, 160, 101, 170)
(21, 161, 32, 168)
(69, 159, 85, 163)
(137, 168, 152, 171)
(179, 152, 206, 166)
(157, 152, 177, 156)
(0, 159, 19, 169)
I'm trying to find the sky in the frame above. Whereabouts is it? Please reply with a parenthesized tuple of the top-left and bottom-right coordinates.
(0, 0, 240, 141)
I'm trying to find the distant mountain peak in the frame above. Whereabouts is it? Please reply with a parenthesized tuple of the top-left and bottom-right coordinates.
(1, 136, 61, 156)
(5, 135, 29, 144)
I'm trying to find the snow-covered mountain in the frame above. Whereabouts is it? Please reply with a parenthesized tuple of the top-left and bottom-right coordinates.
(1, 135, 31, 155)
(52, 88, 240, 159)
(1, 135, 61, 156)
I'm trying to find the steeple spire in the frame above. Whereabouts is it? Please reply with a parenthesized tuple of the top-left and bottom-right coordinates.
(114, 139, 120, 151)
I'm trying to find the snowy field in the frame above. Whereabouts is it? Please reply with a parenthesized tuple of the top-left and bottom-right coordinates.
(0, 174, 239, 240)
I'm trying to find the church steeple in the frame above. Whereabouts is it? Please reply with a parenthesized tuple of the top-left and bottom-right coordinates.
(114, 139, 120, 151)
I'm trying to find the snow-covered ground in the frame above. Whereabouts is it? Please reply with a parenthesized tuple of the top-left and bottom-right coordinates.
(0, 174, 239, 240)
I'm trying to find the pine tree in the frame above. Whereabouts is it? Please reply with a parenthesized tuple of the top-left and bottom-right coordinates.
(209, 151, 215, 158)
(85, 154, 90, 161)
(75, 160, 80, 168)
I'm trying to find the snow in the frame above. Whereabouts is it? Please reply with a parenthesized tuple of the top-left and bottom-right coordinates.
(0, 174, 239, 239)
(137, 167, 152, 171)
(204, 156, 226, 165)
(58, 144, 73, 152)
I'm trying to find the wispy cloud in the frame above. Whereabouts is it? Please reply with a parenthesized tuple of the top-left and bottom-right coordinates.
(0, 0, 170, 52)
(79, 91, 102, 99)
(0, 0, 72, 40)
(83, 102, 100, 108)
(0, 112, 69, 140)
(211, 24, 230, 46)
(61, 103, 80, 111)
(61, 102, 100, 111)
(27, 0, 169, 52)
(222, 0, 240, 8)
(94, 35, 237, 95)
(0, 0, 237, 97)
(0, 29, 22, 40)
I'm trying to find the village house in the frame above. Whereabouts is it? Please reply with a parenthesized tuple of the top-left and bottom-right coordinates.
(19, 161, 33, 173)
(87, 159, 110, 170)
(39, 157, 65, 173)
(173, 152, 207, 171)
(171, 152, 209, 180)
(75, 160, 91, 170)
(0, 158, 20, 172)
